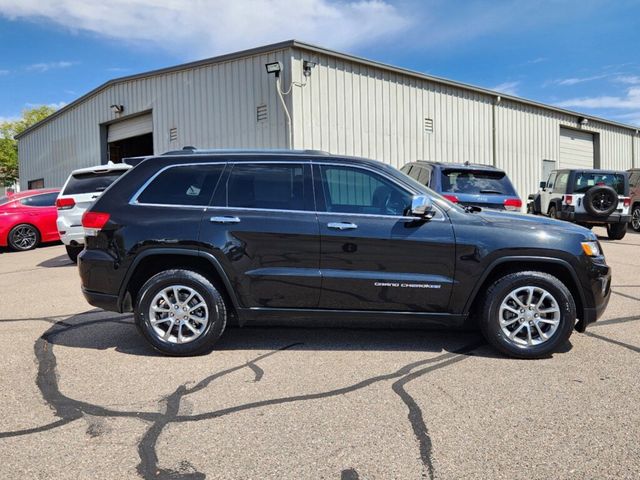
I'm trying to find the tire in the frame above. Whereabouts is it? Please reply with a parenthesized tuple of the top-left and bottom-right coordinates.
(65, 245, 84, 263)
(631, 205, 640, 232)
(583, 186, 618, 217)
(606, 223, 627, 240)
(135, 269, 227, 356)
(8, 224, 40, 251)
(577, 223, 593, 230)
(548, 205, 558, 219)
(479, 271, 576, 359)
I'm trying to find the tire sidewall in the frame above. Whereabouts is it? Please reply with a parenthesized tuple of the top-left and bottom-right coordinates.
(135, 270, 227, 356)
(8, 224, 40, 251)
(65, 245, 83, 263)
(631, 205, 640, 232)
(481, 273, 575, 358)
(606, 223, 627, 240)
(584, 186, 618, 217)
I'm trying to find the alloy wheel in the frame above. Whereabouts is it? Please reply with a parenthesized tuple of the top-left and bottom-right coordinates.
(632, 207, 640, 231)
(499, 286, 561, 347)
(12, 226, 37, 250)
(148, 285, 210, 344)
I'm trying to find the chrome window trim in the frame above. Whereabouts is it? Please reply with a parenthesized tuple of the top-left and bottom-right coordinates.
(129, 158, 445, 220)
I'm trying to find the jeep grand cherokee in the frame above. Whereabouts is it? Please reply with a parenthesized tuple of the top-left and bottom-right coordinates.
(78, 149, 611, 359)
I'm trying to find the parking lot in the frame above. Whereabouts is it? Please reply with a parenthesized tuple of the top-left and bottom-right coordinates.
(0, 228, 638, 480)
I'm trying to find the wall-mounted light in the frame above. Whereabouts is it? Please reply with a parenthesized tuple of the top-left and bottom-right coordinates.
(110, 104, 124, 114)
(578, 117, 589, 126)
(303, 60, 316, 77)
(265, 61, 282, 77)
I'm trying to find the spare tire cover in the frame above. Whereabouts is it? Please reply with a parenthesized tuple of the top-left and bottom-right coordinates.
(583, 185, 618, 217)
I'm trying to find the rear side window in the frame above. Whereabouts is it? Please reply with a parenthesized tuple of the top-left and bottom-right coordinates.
(440, 169, 516, 195)
(226, 164, 307, 211)
(63, 170, 127, 195)
(555, 173, 569, 192)
(573, 172, 626, 195)
(137, 164, 224, 206)
(20, 192, 58, 207)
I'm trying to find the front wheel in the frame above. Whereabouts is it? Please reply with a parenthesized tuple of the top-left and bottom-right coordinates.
(135, 269, 227, 356)
(479, 271, 576, 359)
(606, 223, 627, 240)
(631, 205, 640, 232)
(8, 224, 40, 251)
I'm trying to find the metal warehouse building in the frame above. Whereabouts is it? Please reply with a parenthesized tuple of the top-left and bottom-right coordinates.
(16, 40, 640, 202)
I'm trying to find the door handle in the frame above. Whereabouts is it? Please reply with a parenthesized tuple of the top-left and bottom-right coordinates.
(327, 222, 358, 230)
(210, 216, 241, 224)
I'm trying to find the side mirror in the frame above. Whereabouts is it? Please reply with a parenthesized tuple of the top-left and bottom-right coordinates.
(539, 181, 546, 189)
(410, 195, 434, 218)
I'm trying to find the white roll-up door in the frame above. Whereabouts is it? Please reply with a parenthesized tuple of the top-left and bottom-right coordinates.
(559, 127, 594, 169)
(107, 114, 153, 143)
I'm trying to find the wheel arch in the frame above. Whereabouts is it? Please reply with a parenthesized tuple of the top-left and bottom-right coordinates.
(119, 249, 240, 320)
(464, 256, 586, 330)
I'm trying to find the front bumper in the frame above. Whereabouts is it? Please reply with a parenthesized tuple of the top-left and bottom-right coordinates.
(575, 258, 611, 332)
(81, 287, 121, 312)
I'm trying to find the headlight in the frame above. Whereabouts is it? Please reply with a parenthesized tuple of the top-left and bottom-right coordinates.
(581, 241, 601, 257)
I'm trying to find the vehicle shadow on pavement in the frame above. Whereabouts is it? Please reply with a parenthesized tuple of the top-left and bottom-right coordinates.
(37, 253, 75, 268)
(46, 311, 515, 359)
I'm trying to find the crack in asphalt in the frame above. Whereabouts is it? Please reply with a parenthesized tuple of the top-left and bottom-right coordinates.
(0, 311, 485, 479)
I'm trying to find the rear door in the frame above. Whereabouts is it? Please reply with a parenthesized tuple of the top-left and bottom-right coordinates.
(200, 161, 320, 309)
(314, 163, 455, 313)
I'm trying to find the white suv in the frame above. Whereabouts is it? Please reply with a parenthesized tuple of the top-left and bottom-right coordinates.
(56, 162, 131, 262)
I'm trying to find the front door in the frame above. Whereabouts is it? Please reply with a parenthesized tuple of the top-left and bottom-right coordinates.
(314, 164, 455, 312)
(200, 161, 320, 309)
(540, 171, 557, 213)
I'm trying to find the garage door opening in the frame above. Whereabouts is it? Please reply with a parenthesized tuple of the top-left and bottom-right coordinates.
(107, 113, 154, 163)
(108, 133, 153, 163)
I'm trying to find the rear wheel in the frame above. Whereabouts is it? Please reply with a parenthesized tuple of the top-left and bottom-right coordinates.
(606, 223, 627, 240)
(631, 205, 640, 232)
(548, 205, 558, 219)
(65, 245, 84, 263)
(135, 269, 227, 356)
(8, 224, 40, 251)
(479, 271, 575, 359)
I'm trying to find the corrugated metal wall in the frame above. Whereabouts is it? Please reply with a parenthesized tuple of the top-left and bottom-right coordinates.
(18, 49, 290, 188)
(290, 47, 638, 203)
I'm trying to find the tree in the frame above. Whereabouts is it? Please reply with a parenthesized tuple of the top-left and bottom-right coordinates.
(0, 105, 57, 186)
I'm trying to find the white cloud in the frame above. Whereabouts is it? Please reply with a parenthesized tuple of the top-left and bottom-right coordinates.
(492, 81, 520, 96)
(615, 75, 640, 85)
(25, 61, 77, 72)
(0, 0, 410, 58)
(547, 74, 610, 87)
(555, 87, 640, 110)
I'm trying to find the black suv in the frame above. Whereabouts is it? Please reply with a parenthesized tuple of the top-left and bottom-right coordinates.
(79, 150, 611, 359)
(528, 169, 631, 240)
(400, 161, 522, 211)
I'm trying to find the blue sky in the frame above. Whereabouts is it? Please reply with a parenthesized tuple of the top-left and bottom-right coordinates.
(0, 0, 639, 125)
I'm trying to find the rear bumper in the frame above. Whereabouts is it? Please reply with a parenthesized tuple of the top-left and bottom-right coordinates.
(558, 208, 631, 224)
(56, 218, 85, 246)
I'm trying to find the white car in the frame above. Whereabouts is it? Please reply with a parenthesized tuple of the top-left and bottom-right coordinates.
(56, 162, 131, 262)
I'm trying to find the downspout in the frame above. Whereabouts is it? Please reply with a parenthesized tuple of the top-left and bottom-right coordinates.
(276, 75, 293, 149)
(492, 96, 501, 167)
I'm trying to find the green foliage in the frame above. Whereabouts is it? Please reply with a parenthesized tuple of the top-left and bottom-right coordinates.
(0, 105, 57, 186)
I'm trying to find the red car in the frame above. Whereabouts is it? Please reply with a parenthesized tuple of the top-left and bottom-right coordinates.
(0, 189, 61, 251)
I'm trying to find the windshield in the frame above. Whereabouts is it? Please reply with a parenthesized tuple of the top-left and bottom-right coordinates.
(573, 172, 626, 195)
(440, 169, 516, 195)
(62, 170, 127, 195)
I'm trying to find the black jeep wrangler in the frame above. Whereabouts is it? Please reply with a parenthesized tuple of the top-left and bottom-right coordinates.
(528, 169, 631, 240)
(79, 150, 611, 359)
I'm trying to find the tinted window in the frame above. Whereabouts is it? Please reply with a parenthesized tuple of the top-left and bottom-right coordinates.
(555, 173, 569, 192)
(628, 172, 639, 187)
(573, 172, 626, 195)
(137, 164, 224, 206)
(416, 167, 430, 186)
(440, 169, 516, 195)
(226, 164, 306, 210)
(319, 165, 411, 216)
(20, 192, 58, 207)
(63, 170, 128, 195)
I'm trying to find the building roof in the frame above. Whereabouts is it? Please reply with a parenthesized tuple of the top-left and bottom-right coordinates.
(16, 39, 640, 139)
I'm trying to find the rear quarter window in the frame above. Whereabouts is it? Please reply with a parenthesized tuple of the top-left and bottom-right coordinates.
(136, 164, 225, 206)
(63, 170, 128, 195)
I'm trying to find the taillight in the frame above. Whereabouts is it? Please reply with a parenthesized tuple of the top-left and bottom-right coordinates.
(56, 197, 75, 210)
(82, 211, 110, 236)
(503, 198, 522, 211)
(563, 195, 573, 206)
(443, 194, 459, 203)
(623, 197, 631, 207)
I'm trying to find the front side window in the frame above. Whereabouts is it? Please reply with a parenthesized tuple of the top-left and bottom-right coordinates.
(137, 164, 224, 206)
(547, 172, 557, 189)
(20, 192, 58, 207)
(226, 163, 307, 211)
(319, 165, 411, 216)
